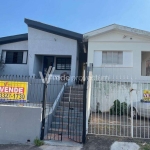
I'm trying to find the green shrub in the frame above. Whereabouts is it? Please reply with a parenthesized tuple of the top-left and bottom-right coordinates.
(34, 138, 44, 146)
(110, 100, 127, 116)
(121, 102, 127, 115)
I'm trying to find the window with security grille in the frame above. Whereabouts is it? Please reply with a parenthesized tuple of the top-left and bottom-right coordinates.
(56, 57, 71, 70)
(102, 51, 123, 64)
(4, 51, 27, 64)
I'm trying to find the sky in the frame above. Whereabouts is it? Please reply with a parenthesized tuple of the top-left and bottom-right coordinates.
(0, 0, 150, 37)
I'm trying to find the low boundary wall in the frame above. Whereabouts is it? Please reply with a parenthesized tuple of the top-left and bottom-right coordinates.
(0, 105, 42, 144)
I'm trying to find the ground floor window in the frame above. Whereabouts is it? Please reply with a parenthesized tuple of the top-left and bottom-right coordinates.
(141, 52, 150, 76)
(102, 51, 123, 64)
(56, 57, 71, 70)
(2, 50, 28, 64)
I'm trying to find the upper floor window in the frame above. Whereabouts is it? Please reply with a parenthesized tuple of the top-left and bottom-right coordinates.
(56, 57, 71, 70)
(2, 50, 28, 64)
(102, 51, 123, 64)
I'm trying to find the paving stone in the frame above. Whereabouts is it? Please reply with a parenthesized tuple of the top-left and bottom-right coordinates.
(111, 142, 140, 150)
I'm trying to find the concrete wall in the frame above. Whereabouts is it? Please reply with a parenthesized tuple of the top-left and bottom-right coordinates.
(28, 27, 78, 78)
(87, 30, 150, 79)
(0, 105, 42, 144)
(33, 55, 43, 77)
(0, 41, 29, 75)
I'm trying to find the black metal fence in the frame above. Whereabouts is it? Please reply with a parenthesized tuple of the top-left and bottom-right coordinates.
(0, 73, 87, 143)
(0, 75, 64, 107)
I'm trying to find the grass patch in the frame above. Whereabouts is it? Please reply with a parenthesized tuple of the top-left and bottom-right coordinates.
(34, 138, 44, 146)
(139, 143, 150, 150)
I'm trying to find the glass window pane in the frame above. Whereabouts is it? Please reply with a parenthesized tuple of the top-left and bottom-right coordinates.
(102, 52, 107, 64)
(118, 52, 123, 64)
(6, 52, 13, 63)
(106, 52, 112, 64)
(56, 57, 71, 70)
(112, 52, 118, 64)
(102, 51, 123, 64)
(5, 51, 23, 64)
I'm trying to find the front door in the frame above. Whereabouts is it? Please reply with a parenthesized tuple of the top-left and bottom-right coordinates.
(43, 56, 54, 76)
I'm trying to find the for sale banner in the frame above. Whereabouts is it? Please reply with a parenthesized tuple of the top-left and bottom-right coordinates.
(143, 90, 150, 101)
(0, 81, 28, 101)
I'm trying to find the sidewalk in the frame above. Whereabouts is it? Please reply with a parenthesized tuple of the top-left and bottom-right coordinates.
(1, 135, 150, 150)
(40, 145, 81, 150)
(0, 144, 82, 150)
(0, 140, 82, 150)
(82, 135, 150, 150)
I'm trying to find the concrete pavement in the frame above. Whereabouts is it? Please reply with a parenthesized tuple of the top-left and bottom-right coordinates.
(40, 145, 81, 150)
(111, 142, 140, 150)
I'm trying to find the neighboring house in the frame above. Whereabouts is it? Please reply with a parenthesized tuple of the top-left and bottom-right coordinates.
(0, 19, 86, 80)
(84, 24, 150, 79)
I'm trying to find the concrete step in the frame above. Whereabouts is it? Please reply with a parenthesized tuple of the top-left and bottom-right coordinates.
(64, 90, 83, 94)
(65, 86, 83, 90)
(63, 93, 83, 99)
(45, 133, 82, 143)
(57, 106, 83, 112)
(54, 115, 83, 123)
(51, 122, 82, 130)
(51, 122, 68, 129)
(61, 97, 83, 102)
(56, 112, 83, 118)
(49, 128, 82, 136)
(59, 101, 83, 107)
(55, 110, 83, 117)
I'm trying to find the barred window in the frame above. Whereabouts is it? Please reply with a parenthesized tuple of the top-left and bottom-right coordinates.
(4, 51, 27, 64)
(56, 58, 71, 70)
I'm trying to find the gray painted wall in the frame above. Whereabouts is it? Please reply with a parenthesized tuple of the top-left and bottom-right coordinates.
(33, 55, 43, 77)
(0, 105, 42, 144)
(28, 27, 78, 77)
(0, 28, 79, 78)
(0, 41, 29, 75)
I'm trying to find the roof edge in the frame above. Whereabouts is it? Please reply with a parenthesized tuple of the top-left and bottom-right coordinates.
(84, 24, 150, 39)
(24, 18, 83, 41)
(0, 33, 28, 45)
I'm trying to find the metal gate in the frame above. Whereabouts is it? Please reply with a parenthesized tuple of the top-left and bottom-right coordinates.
(87, 70, 150, 139)
(43, 71, 87, 143)
(68, 85, 84, 143)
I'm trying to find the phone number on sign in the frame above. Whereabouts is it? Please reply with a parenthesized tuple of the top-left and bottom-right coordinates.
(0, 93, 25, 99)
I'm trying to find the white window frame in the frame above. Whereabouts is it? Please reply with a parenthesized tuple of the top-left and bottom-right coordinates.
(2, 50, 28, 64)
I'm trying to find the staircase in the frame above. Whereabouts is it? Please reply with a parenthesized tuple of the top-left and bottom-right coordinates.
(48, 85, 83, 143)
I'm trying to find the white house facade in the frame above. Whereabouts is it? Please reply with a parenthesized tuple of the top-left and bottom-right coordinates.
(0, 19, 86, 79)
(84, 24, 150, 79)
